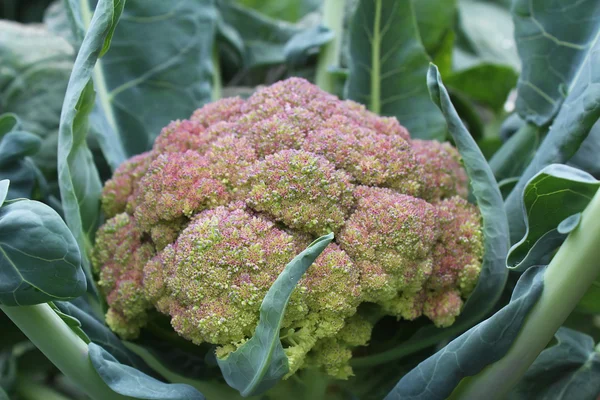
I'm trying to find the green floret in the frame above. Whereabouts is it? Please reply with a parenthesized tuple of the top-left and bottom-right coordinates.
(92, 213, 154, 338)
(93, 77, 485, 383)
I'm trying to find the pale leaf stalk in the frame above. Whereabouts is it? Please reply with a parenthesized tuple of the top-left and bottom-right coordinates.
(0, 303, 131, 400)
(315, 0, 345, 93)
(452, 186, 600, 399)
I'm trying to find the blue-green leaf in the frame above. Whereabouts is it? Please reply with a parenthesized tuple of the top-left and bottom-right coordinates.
(0, 199, 85, 306)
(0, 181, 8, 208)
(504, 15, 600, 243)
(507, 164, 599, 271)
(385, 265, 545, 400)
(89, 343, 205, 400)
(57, 0, 117, 282)
(512, 0, 600, 126)
(511, 328, 600, 400)
(345, 0, 446, 141)
(217, 233, 334, 397)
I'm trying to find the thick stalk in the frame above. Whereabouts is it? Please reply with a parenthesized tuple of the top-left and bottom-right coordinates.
(0, 303, 131, 400)
(452, 186, 600, 399)
(488, 122, 540, 183)
(315, 0, 345, 93)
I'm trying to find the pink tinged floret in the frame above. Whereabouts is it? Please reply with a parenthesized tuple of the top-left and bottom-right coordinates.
(152, 119, 215, 154)
(246, 150, 355, 236)
(243, 78, 331, 115)
(427, 196, 484, 295)
(146, 206, 298, 345)
(205, 135, 257, 194)
(101, 151, 154, 218)
(340, 186, 438, 300)
(190, 96, 246, 127)
(412, 139, 469, 201)
(423, 289, 463, 328)
(92, 213, 155, 338)
(133, 150, 229, 237)
(337, 100, 411, 140)
(303, 115, 421, 195)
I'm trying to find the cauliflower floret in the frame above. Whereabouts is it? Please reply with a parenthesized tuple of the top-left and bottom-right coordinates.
(93, 77, 483, 381)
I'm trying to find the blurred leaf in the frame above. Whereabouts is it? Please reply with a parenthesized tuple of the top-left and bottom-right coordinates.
(455, 0, 519, 71)
(352, 64, 509, 369)
(236, 0, 320, 22)
(218, 1, 331, 70)
(414, 0, 456, 75)
(345, 0, 446, 140)
(88, 343, 205, 400)
(511, 328, 600, 400)
(489, 122, 539, 183)
(507, 164, 600, 271)
(0, 349, 16, 395)
(512, 0, 600, 126)
(217, 233, 334, 397)
(385, 265, 545, 400)
(0, 387, 8, 400)
(0, 114, 19, 134)
(445, 63, 518, 111)
(504, 21, 600, 244)
(569, 120, 600, 178)
(0, 197, 85, 306)
(0, 181, 8, 207)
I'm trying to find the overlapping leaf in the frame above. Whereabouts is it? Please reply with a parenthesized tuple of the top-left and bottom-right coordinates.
(217, 233, 334, 397)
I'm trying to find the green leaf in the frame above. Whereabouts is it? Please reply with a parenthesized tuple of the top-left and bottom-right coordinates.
(504, 19, 600, 244)
(444, 63, 518, 111)
(57, 0, 117, 282)
(511, 328, 600, 399)
(0, 387, 8, 400)
(569, 120, 600, 178)
(512, 0, 600, 126)
(345, 0, 446, 141)
(48, 301, 90, 344)
(507, 164, 600, 271)
(0, 199, 85, 306)
(217, 1, 331, 69)
(89, 343, 205, 400)
(455, 0, 520, 71)
(385, 265, 545, 400)
(351, 64, 509, 368)
(488, 122, 539, 183)
(217, 233, 334, 397)
(0, 180, 8, 207)
(414, 0, 456, 75)
(236, 0, 320, 22)
(0, 114, 19, 135)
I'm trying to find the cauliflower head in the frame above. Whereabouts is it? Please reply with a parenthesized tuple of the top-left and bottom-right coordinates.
(93, 78, 484, 379)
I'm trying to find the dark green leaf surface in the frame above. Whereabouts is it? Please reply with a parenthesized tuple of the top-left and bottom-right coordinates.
(0, 114, 19, 135)
(217, 233, 334, 397)
(504, 19, 600, 243)
(414, 0, 456, 59)
(385, 265, 545, 400)
(55, 299, 151, 373)
(0, 126, 43, 200)
(345, 0, 446, 140)
(569, 120, 600, 178)
(218, 1, 330, 69)
(0, 199, 85, 306)
(489, 122, 539, 183)
(507, 164, 599, 271)
(352, 64, 509, 368)
(512, 0, 600, 126)
(0, 387, 8, 400)
(444, 63, 518, 111)
(511, 328, 600, 400)
(57, 0, 115, 281)
(93, 0, 218, 160)
(89, 343, 205, 400)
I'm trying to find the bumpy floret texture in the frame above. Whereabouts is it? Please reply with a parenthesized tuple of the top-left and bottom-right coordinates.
(93, 78, 484, 380)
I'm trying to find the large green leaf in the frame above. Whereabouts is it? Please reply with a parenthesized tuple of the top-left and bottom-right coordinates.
(569, 120, 600, 178)
(0, 196, 85, 306)
(217, 0, 331, 69)
(217, 233, 334, 397)
(414, 0, 456, 75)
(507, 164, 599, 271)
(88, 343, 205, 400)
(57, 0, 117, 283)
(0, 130, 42, 200)
(512, 0, 600, 126)
(351, 64, 509, 368)
(454, 0, 520, 71)
(385, 265, 545, 400)
(511, 328, 600, 400)
(504, 18, 600, 243)
(236, 0, 320, 22)
(345, 0, 446, 141)
(488, 121, 539, 183)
